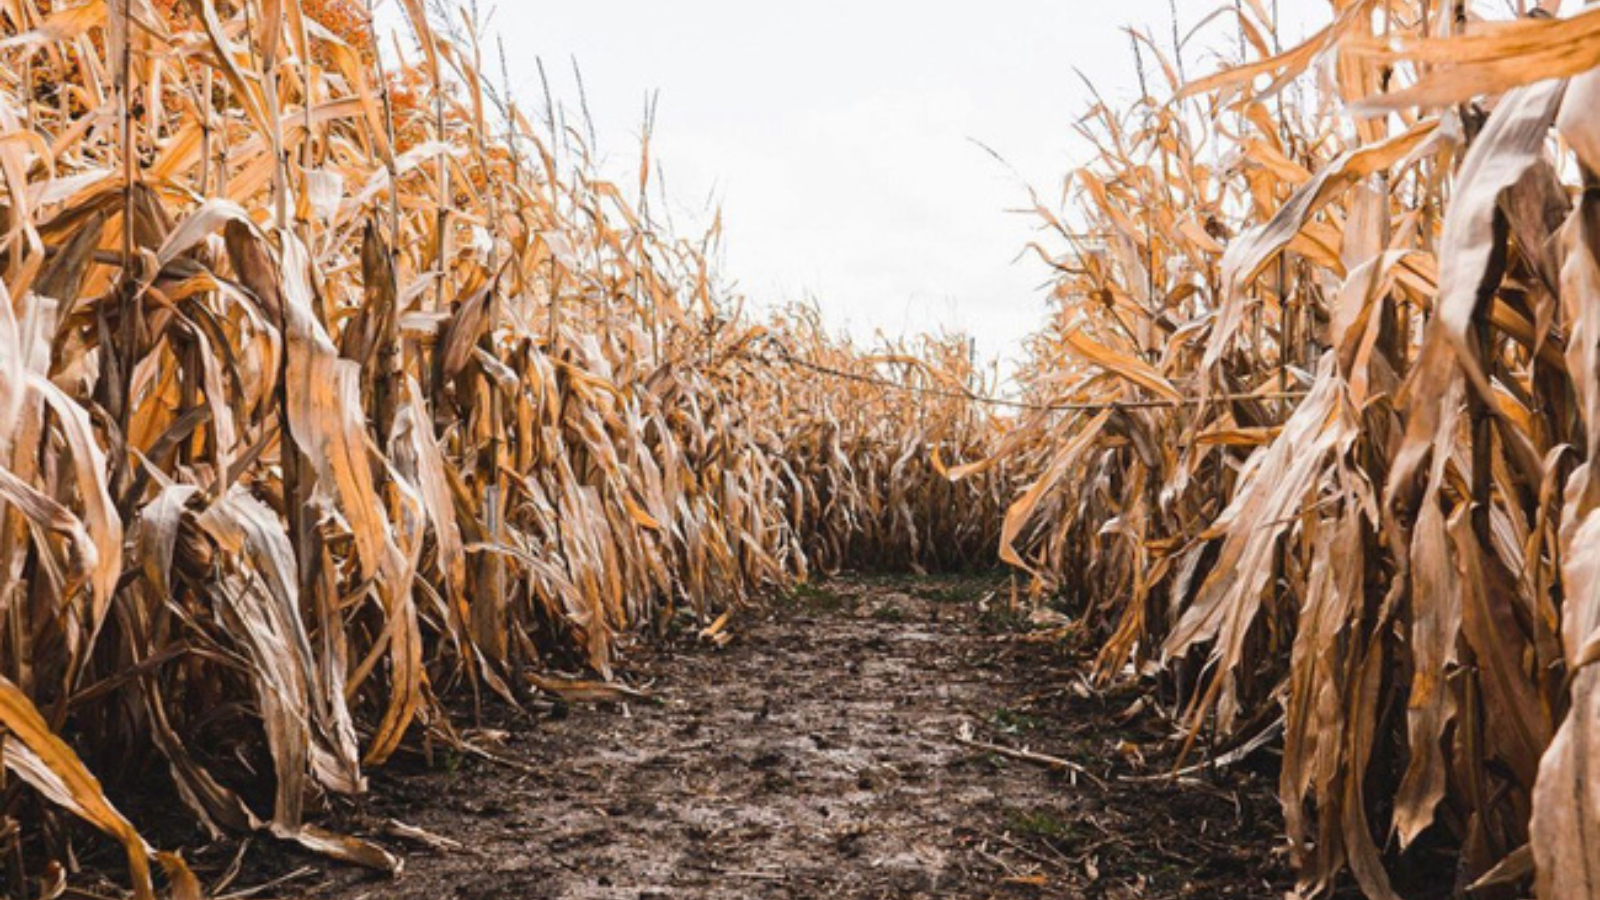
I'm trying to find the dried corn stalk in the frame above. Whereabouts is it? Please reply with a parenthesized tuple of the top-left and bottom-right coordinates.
(986, 1, 1600, 895)
(0, 0, 1007, 893)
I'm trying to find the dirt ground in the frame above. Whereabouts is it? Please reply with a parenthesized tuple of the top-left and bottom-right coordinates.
(177, 574, 1302, 899)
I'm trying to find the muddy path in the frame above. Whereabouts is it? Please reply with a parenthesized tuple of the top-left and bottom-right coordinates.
(225, 575, 1295, 899)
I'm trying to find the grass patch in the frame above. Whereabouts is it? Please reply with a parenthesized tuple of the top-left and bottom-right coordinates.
(992, 707, 1042, 734)
(870, 604, 906, 623)
(1004, 807, 1083, 845)
(787, 581, 847, 612)
(976, 605, 1032, 633)
(912, 584, 970, 604)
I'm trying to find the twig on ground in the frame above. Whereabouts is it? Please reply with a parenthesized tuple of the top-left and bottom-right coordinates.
(1119, 716, 1283, 783)
(381, 819, 470, 854)
(954, 722, 1109, 789)
(216, 866, 317, 900)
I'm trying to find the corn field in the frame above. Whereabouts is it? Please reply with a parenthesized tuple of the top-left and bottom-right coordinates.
(3, 0, 1600, 897)
(0, 0, 1005, 895)
(989, 1, 1600, 897)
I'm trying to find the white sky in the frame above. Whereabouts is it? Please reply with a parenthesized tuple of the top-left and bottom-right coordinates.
(404, 2, 1329, 378)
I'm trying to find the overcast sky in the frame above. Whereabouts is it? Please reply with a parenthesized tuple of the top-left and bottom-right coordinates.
(415, 2, 1327, 378)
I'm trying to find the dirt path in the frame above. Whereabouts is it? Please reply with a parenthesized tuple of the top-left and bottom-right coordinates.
(243, 575, 1292, 899)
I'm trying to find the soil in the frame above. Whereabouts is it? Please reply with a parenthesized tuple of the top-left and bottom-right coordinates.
(162, 574, 1304, 899)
